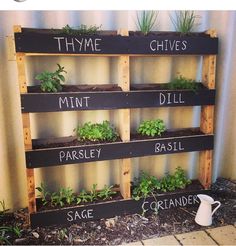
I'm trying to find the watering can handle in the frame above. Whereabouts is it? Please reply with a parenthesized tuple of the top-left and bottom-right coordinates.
(212, 201, 221, 216)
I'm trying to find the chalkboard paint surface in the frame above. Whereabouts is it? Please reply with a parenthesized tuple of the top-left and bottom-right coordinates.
(21, 88, 215, 113)
(30, 189, 211, 227)
(15, 32, 218, 55)
(26, 134, 214, 168)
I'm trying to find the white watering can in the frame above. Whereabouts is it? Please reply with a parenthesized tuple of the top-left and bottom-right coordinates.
(195, 194, 221, 226)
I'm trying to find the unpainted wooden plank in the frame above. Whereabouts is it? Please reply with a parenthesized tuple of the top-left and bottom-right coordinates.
(7, 36, 16, 61)
(118, 29, 131, 199)
(199, 150, 213, 189)
(14, 25, 36, 214)
(199, 29, 217, 189)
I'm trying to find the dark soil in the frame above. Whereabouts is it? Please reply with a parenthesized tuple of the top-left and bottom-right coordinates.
(129, 31, 211, 37)
(28, 84, 122, 93)
(131, 128, 204, 141)
(131, 83, 206, 91)
(28, 83, 207, 94)
(22, 28, 211, 38)
(32, 136, 122, 150)
(1, 178, 235, 245)
(22, 28, 118, 36)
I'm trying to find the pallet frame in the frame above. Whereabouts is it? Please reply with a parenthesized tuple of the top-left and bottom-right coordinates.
(12, 25, 217, 225)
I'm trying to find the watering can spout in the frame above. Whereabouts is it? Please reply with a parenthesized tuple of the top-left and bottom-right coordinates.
(195, 194, 221, 226)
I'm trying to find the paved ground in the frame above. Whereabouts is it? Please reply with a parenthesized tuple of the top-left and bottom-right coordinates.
(123, 225, 236, 245)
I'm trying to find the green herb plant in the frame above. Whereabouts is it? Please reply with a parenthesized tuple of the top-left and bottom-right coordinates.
(160, 167, 191, 192)
(61, 24, 101, 35)
(164, 75, 200, 92)
(35, 64, 66, 92)
(136, 11, 158, 35)
(0, 226, 22, 245)
(132, 167, 191, 215)
(137, 119, 166, 137)
(132, 172, 160, 201)
(88, 184, 99, 202)
(170, 11, 200, 35)
(0, 200, 8, 218)
(36, 183, 50, 206)
(35, 183, 117, 207)
(76, 190, 90, 204)
(76, 120, 118, 142)
(51, 187, 75, 207)
(98, 185, 117, 200)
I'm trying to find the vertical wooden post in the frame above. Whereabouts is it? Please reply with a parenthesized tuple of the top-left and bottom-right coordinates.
(118, 29, 131, 199)
(199, 30, 217, 189)
(14, 25, 36, 214)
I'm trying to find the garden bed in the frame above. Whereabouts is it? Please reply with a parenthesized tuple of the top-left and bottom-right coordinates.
(1, 179, 234, 244)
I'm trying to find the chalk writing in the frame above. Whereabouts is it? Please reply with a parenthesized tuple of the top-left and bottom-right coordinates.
(59, 96, 90, 109)
(150, 39, 188, 52)
(54, 37, 102, 52)
(155, 141, 184, 153)
(142, 195, 199, 212)
(59, 148, 101, 162)
(159, 92, 185, 105)
(67, 209, 94, 222)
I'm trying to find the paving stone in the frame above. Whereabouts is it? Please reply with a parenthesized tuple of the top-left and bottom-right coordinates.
(206, 225, 236, 245)
(122, 241, 143, 245)
(143, 235, 180, 245)
(175, 230, 217, 245)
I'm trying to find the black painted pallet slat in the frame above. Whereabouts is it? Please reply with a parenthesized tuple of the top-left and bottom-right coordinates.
(14, 31, 218, 55)
(30, 189, 211, 228)
(26, 134, 214, 168)
(21, 88, 216, 113)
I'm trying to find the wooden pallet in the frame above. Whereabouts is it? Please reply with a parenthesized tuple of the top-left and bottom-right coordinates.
(11, 25, 217, 226)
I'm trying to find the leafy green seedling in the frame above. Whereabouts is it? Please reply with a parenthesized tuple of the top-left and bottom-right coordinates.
(76, 120, 118, 142)
(160, 167, 191, 192)
(132, 172, 160, 201)
(76, 189, 91, 204)
(173, 166, 191, 189)
(170, 11, 200, 35)
(0, 226, 22, 245)
(36, 183, 50, 206)
(89, 184, 99, 202)
(35, 64, 66, 92)
(0, 200, 9, 218)
(164, 75, 200, 92)
(62, 187, 76, 205)
(98, 185, 117, 200)
(136, 11, 158, 35)
(61, 24, 101, 35)
(51, 187, 75, 207)
(137, 119, 166, 137)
